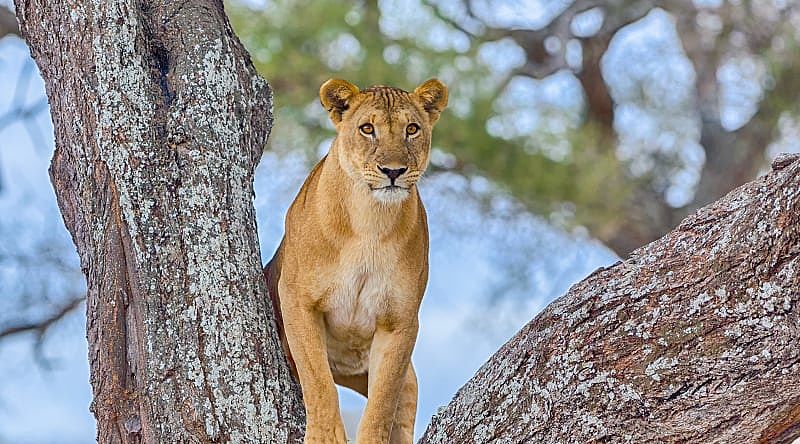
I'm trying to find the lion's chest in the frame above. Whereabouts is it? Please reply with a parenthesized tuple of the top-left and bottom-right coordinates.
(322, 239, 395, 375)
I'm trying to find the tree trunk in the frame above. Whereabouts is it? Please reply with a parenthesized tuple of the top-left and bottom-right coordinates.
(14, 1, 304, 443)
(420, 154, 800, 443)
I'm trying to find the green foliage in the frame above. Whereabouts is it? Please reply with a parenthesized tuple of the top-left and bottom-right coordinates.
(227, 0, 631, 231)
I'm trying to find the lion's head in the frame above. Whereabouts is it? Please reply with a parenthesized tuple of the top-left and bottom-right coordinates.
(319, 78, 448, 205)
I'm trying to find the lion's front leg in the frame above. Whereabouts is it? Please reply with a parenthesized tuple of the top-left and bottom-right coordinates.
(356, 322, 418, 444)
(279, 283, 346, 444)
(390, 364, 417, 444)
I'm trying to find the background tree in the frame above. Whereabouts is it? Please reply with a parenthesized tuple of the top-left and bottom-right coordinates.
(0, 2, 80, 353)
(0, 4, 17, 39)
(228, 0, 800, 257)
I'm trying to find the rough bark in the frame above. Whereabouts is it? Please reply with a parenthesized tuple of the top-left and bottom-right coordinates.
(420, 154, 800, 443)
(15, 1, 304, 443)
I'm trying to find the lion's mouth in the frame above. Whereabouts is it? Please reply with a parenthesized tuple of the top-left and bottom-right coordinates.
(370, 184, 411, 204)
(370, 185, 408, 191)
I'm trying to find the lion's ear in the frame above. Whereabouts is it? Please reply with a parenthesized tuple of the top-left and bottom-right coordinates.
(413, 79, 448, 124)
(319, 79, 360, 124)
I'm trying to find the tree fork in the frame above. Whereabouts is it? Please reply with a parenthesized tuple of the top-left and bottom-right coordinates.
(14, 1, 304, 442)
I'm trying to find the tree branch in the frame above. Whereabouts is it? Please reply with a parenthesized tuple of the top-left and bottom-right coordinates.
(0, 5, 19, 39)
(421, 154, 800, 443)
(0, 295, 84, 339)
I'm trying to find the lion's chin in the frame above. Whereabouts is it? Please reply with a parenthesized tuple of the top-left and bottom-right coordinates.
(371, 186, 410, 205)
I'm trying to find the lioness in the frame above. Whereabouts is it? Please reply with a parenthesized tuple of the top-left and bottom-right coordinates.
(264, 78, 447, 444)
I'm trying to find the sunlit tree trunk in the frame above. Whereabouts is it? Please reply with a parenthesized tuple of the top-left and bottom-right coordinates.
(14, 1, 304, 442)
(421, 155, 800, 443)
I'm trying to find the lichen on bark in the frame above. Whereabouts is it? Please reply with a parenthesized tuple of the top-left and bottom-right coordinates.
(15, 0, 304, 442)
(421, 154, 800, 444)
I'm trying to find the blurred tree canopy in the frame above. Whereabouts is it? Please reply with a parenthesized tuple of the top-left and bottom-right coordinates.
(230, 0, 799, 257)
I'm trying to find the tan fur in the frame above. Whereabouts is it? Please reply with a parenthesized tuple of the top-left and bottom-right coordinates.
(265, 78, 447, 444)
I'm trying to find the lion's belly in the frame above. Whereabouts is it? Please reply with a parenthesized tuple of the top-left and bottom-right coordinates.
(322, 242, 394, 376)
(325, 331, 372, 375)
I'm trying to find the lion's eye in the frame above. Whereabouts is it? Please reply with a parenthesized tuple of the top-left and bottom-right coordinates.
(359, 123, 374, 135)
(406, 123, 420, 136)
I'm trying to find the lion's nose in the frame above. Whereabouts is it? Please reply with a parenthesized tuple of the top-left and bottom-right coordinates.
(378, 166, 407, 183)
